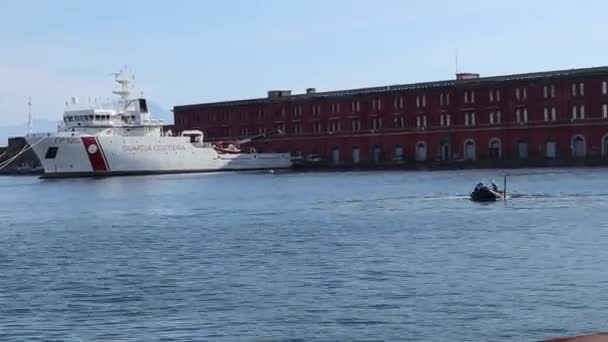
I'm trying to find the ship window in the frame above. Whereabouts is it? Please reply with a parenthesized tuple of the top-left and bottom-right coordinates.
(88, 115, 94, 120)
(95, 115, 100, 120)
(45, 147, 58, 159)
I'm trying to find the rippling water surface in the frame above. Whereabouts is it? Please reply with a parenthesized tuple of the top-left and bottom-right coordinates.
(2, 168, 608, 341)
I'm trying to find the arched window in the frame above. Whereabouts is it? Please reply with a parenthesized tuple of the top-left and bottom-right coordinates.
(372, 145, 382, 164)
(352, 147, 361, 164)
(571, 135, 586, 158)
(393, 144, 404, 164)
(464, 139, 476, 161)
(415, 142, 427, 161)
(331, 146, 341, 165)
(516, 140, 528, 160)
(440, 141, 451, 161)
(488, 138, 501, 159)
(545, 139, 557, 159)
(602, 133, 608, 158)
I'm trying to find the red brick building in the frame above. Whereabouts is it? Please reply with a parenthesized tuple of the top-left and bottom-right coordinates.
(173, 67, 608, 168)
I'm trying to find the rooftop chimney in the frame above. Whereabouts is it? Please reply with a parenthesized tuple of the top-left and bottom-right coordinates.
(456, 73, 480, 80)
(267, 90, 292, 98)
(306, 88, 316, 94)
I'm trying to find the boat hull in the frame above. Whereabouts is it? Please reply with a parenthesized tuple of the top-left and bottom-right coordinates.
(470, 189, 504, 202)
(26, 133, 292, 178)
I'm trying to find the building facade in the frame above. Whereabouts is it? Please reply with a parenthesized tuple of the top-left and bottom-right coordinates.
(173, 67, 608, 168)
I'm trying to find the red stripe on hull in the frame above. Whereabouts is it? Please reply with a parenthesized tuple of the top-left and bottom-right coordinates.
(81, 137, 109, 172)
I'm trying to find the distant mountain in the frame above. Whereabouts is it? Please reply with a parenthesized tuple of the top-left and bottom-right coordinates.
(0, 102, 173, 147)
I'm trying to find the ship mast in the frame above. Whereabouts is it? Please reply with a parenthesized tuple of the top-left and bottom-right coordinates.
(112, 66, 135, 112)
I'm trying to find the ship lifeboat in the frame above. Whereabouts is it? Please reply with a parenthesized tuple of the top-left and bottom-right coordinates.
(213, 142, 242, 154)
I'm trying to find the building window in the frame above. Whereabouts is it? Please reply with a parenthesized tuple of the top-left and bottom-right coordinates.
(488, 138, 501, 159)
(372, 117, 382, 130)
(543, 85, 556, 99)
(351, 100, 361, 112)
(571, 135, 586, 158)
(331, 103, 340, 113)
(293, 123, 303, 135)
(516, 108, 528, 123)
(312, 122, 322, 134)
(572, 83, 577, 96)
(415, 142, 427, 161)
(293, 106, 302, 117)
(489, 111, 495, 124)
(393, 116, 405, 129)
(603, 104, 608, 118)
(371, 98, 382, 111)
(489, 89, 500, 102)
(328, 120, 340, 133)
(515, 87, 527, 101)
(545, 107, 557, 121)
(416, 95, 427, 108)
(439, 114, 451, 127)
(257, 109, 265, 121)
(464, 91, 475, 104)
(545, 139, 557, 159)
(352, 119, 361, 131)
(464, 140, 476, 160)
(603, 81, 607, 95)
(416, 115, 427, 128)
(258, 127, 267, 135)
(393, 96, 404, 109)
(571, 105, 584, 119)
(464, 111, 475, 126)
(440, 92, 450, 106)
(572, 82, 584, 96)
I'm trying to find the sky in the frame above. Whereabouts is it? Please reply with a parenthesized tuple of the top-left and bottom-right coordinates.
(0, 0, 607, 126)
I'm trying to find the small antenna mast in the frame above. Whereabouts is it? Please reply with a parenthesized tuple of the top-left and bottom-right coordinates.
(27, 96, 32, 134)
(455, 48, 459, 75)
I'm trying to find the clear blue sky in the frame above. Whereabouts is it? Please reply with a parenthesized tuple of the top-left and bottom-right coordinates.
(1, 0, 606, 125)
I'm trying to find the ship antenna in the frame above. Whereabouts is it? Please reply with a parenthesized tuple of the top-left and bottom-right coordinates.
(27, 96, 32, 134)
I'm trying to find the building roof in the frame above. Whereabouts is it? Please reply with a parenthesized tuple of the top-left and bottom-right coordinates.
(174, 66, 608, 110)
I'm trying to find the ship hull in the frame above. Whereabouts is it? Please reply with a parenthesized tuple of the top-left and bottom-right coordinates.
(26, 133, 292, 178)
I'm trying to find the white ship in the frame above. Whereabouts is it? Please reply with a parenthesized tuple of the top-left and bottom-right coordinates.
(25, 68, 292, 178)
